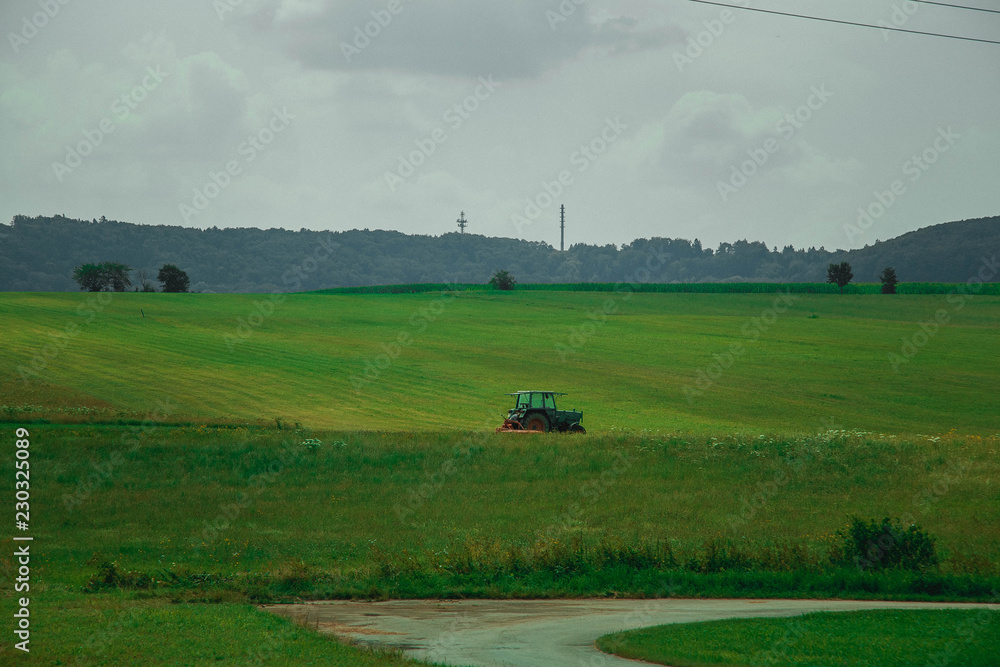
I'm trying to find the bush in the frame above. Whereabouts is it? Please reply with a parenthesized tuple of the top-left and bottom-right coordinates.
(832, 517, 939, 572)
(488, 269, 516, 290)
(879, 266, 899, 294)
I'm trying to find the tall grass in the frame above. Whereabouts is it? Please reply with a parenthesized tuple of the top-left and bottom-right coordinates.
(21, 426, 1000, 602)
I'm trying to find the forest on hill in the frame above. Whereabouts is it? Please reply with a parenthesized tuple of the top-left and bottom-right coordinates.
(0, 214, 996, 293)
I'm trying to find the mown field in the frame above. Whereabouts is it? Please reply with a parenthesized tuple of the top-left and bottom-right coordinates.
(1, 288, 998, 664)
(2, 288, 999, 433)
(596, 609, 1000, 666)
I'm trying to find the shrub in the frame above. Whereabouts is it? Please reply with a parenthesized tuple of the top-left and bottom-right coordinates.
(879, 266, 899, 294)
(488, 269, 516, 290)
(832, 517, 939, 572)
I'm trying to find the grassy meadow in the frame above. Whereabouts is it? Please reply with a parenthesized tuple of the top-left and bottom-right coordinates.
(16, 427, 1000, 593)
(4, 426, 999, 663)
(1, 287, 999, 664)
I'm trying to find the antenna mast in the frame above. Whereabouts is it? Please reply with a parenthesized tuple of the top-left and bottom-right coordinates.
(457, 211, 468, 234)
(560, 204, 565, 251)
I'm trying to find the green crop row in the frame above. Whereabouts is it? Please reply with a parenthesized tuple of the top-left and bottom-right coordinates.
(310, 281, 1000, 295)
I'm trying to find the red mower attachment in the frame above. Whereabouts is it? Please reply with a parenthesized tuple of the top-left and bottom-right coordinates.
(495, 418, 529, 433)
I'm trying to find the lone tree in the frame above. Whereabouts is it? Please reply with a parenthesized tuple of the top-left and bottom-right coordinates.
(488, 269, 516, 291)
(158, 264, 190, 293)
(879, 266, 899, 294)
(72, 261, 132, 292)
(104, 262, 133, 292)
(72, 263, 111, 292)
(827, 261, 853, 293)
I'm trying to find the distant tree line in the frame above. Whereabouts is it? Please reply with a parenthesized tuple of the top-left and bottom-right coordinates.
(1, 214, 996, 293)
(71, 261, 190, 293)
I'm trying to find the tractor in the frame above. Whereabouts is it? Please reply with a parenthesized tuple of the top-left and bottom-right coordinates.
(496, 391, 586, 433)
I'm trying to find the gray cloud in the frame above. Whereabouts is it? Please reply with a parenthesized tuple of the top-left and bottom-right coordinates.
(254, 0, 682, 78)
(0, 0, 997, 251)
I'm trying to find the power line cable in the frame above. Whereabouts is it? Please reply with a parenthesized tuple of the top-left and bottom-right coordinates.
(678, 0, 1000, 45)
(911, 1, 1000, 16)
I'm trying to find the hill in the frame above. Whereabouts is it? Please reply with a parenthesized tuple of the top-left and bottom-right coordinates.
(840, 217, 1000, 282)
(0, 214, 996, 292)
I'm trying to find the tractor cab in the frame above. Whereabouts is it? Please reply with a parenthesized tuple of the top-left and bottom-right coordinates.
(514, 391, 556, 410)
(497, 390, 585, 434)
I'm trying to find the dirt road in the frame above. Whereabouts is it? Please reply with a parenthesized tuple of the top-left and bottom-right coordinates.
(264, 598, 992, 666)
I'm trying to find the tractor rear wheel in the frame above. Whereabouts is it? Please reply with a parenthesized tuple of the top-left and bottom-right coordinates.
(524, 414, 549, 432)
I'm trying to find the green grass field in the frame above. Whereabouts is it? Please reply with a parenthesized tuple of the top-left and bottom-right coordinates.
(11, 590, 422, 666)
(2, 289, 998, 433)
(596, 609, 1000, 666)
(6, 425, 999, 663)
(1, 288, 998, 664)
(17, 426, 1000, 590)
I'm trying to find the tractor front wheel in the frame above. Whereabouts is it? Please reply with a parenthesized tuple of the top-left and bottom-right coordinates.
(569, 423, 586, 434)
(525, 414, 550, 432)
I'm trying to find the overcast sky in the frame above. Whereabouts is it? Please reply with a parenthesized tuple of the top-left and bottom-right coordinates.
(2, 0, 998, 251)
